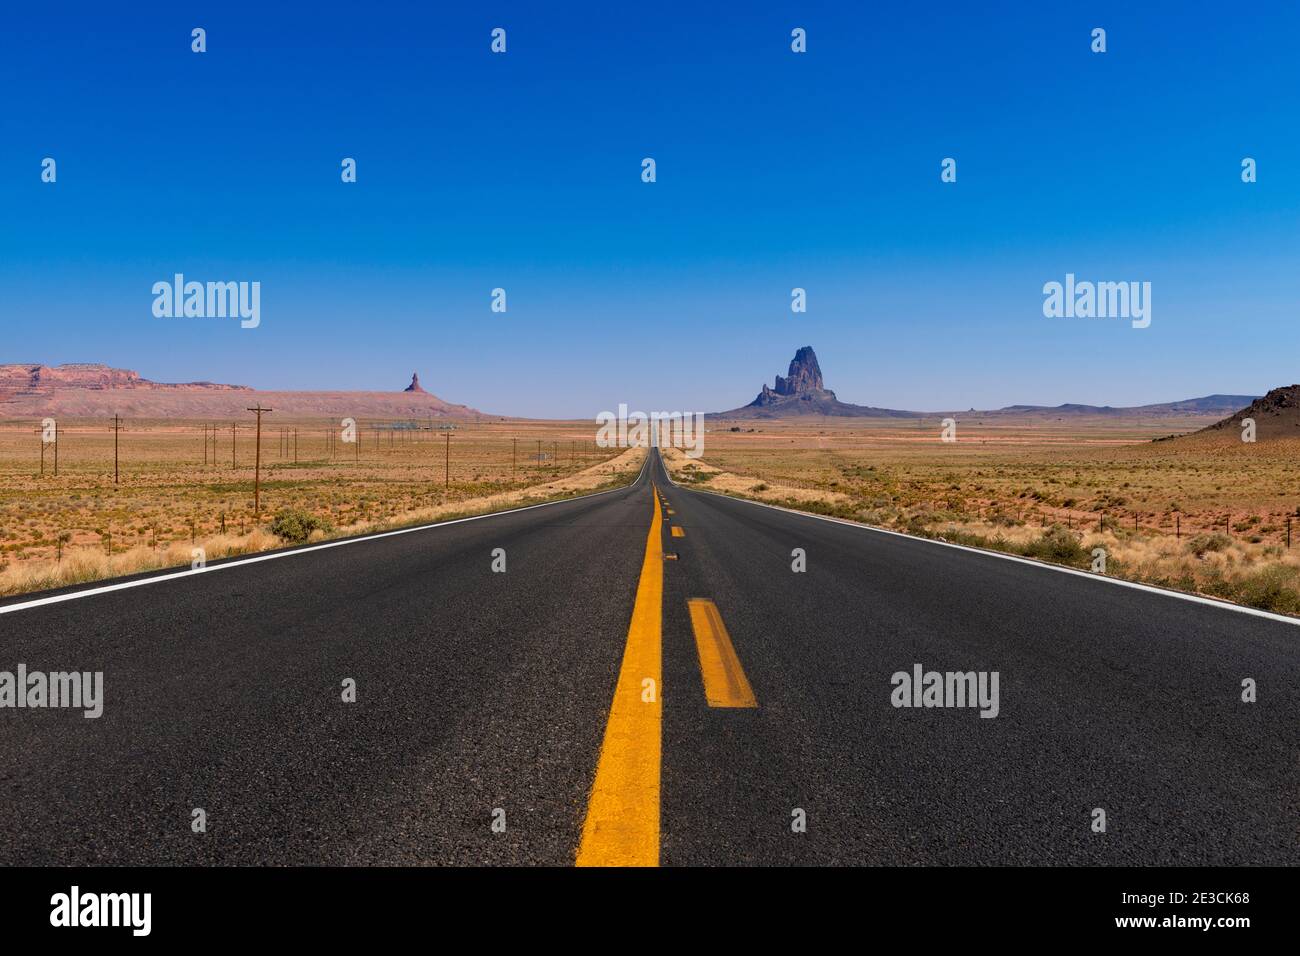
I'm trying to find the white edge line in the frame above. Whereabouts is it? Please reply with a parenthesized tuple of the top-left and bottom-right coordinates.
(0, 451, 652, 616)
(658, 451, 1300, 629)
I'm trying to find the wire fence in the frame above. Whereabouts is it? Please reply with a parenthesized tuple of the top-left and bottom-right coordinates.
(0, 418, 624, 562)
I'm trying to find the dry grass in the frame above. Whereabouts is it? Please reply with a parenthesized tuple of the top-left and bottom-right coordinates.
(0, 416, 641, 597)
(664, 447, 851, 507)
(0, 530, 283, 596)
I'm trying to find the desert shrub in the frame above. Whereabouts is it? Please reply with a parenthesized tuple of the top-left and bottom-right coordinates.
(1021, 525, 1087, 565)
(938, 528, 992, 549)
(269, 509, 333, 543)
(1187, 533, 1231, 557)
(1229, 565, 1300, 615)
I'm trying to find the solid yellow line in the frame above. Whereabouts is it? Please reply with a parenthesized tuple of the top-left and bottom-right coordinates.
(671, 526, 685, 537)
(686, 599, 757, 708)
(576, 484, 664, 866)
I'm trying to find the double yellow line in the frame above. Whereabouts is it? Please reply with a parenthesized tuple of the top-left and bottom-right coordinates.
(576, 486, 664, 866)
(576, 482, 756, 866)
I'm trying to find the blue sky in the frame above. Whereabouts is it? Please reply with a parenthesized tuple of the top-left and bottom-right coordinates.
(2, 1, 1298, 417)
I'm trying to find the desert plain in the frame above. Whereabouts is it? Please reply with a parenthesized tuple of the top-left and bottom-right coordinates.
(4, 407, 1300, 615)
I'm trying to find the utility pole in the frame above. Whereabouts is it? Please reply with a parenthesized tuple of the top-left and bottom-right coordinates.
(247, 404, 273, 520)
(512, 437, 517, 479)
(445, 431, 450, 488)
(294, 428, 298, 464)
(232, 423, 236, 468)
(112, 414, 121, 484)
(203, 424, 208, 465)
(536, 439, 541, 470)
(53, 420, 58, 476)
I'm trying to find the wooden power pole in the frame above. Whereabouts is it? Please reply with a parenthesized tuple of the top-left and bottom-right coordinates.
(246, 404, 273, 519)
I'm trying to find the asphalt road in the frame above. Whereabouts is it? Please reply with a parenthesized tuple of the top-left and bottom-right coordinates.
(1, 449, 1296, 865)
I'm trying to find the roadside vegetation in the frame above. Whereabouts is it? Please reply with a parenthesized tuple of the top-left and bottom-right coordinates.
(662, 422, 1300, 616)
(0, 420, 642, 597)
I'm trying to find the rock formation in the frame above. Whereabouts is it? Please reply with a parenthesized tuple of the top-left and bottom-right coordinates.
(713, 346, 917, 418)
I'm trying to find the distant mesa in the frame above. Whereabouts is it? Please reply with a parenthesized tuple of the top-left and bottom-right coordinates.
(0, 363, 484, 419)
(0, 363, 250, 395)
(1002, 395, 1256, 417)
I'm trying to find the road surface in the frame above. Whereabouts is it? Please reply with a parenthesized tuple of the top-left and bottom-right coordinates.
(1, 449, 1296, 865)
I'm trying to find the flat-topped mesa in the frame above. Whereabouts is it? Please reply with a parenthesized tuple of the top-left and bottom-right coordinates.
(0, 363, 145, 390)
(0, 362, 484, 417)
(0, 363, 253, 397)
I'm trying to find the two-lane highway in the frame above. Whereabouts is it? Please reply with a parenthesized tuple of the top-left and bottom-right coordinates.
(2, 447, 1297, 865)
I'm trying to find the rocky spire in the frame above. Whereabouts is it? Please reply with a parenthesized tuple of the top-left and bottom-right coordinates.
(773, 346, 824, 395)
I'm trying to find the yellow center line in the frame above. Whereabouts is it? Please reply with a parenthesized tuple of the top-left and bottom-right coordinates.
(576, 483, 664, 866)
(671, 526, 685, 537)
(686, 599, 757, 708)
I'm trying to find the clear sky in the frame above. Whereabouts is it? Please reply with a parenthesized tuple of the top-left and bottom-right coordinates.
(3, 2, 1298, 417)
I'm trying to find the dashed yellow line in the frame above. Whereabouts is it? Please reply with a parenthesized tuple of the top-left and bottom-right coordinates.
(576, 484, 664, 866)
(686, 599, 757, 708)
(671, 526, 685, 537)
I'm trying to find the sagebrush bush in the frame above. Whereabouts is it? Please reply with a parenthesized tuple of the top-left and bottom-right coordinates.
(1187, 533, 1231, 557)
(269, 509, 333, 543)
(1021, 525, 1088, 565)
(1227, 565, 1300, 614)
